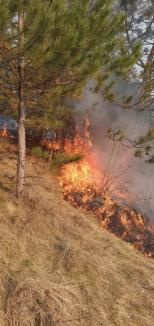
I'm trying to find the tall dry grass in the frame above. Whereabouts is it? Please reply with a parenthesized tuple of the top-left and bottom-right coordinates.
(0, 141, 154, 325)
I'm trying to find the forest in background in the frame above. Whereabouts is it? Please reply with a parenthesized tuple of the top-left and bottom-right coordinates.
(0, 0, 153, 197)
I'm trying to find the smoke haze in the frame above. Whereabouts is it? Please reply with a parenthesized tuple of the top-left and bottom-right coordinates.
(75, 81, 154, 222)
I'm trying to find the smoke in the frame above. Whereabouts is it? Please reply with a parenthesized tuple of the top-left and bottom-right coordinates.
(75, 80, 154, 222)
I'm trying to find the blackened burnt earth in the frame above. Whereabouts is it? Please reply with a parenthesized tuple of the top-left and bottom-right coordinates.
(64, 191, 154, 258)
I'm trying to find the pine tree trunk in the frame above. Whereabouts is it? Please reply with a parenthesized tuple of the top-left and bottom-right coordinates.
(16, 1, 26, 198)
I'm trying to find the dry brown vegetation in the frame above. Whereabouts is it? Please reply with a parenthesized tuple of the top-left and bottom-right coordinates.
(0, 141, 154, 326)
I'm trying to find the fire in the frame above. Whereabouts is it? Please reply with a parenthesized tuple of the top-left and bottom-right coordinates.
(63, 119, 92, 154)
(57, 117, 154, 258)
(60, 157, 101, 191)
(59, 117, 103, 196)
(62, 161, 90, 187)
(41, 117, 154, 257)
(0, 125, 8, 138)
(41, 117, 93, 155)
(41, 139, 60, 151)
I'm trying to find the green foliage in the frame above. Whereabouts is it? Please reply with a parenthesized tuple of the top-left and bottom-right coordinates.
(0, 0, 138, 117)
(107, 128, 124, 141)
(0, 0, 143, 158)
(31, 146, 48, 159)
(136, 129, 154, 145)
(123, 95, 133, 106)
(32, 146, 83, 169)
(145, 145, 151, 155)
(135, 149, 142, 158)
(133, 129, 154, 160)
(119, 0, 154, 109)
(51, 152, 82, 169)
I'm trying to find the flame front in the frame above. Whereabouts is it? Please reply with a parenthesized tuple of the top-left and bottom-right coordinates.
(41, 117, 154, 258)
(60, 157, 101, 192)
(59, 118, 102, 192)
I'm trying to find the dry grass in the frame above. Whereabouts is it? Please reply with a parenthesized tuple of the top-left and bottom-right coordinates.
(0, 141, 154, 325)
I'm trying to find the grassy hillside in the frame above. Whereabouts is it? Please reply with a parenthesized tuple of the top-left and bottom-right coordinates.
(0, 142, 154, 326)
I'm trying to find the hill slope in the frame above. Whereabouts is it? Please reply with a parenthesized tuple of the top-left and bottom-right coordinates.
(0, 142, 154, 326)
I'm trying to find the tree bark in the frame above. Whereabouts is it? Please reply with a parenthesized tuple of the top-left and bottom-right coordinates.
(16, 1, 26, 198)
(48, 149, 53, 170)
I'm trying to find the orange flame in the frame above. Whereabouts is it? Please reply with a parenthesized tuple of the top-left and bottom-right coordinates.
(41, 117, 93, 155)
(57, 117, 153, 258)
(0, 125, 8, 138)
(41, 139, 60, 150)
(59, 117, 103, 193)
(60, 156, 102, 192)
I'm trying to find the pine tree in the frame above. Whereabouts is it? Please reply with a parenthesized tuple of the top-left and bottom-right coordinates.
(0, 0, 138, 197)
(120, 0, 154, 109)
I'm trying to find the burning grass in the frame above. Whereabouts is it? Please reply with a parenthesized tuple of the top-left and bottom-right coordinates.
(1, 119, 154, 257)
(60, 168, 154, 258)
(0, 141, 154, 325)
(50, 119, 154, 258)
(37, 116, 154, 257)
